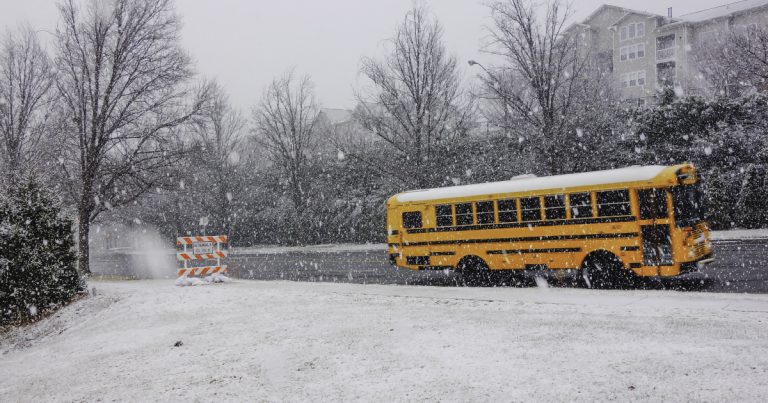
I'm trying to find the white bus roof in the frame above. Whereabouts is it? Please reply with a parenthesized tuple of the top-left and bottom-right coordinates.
(394, 165, 669, 203)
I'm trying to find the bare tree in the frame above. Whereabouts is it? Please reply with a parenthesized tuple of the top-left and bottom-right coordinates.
(730, 27, 768, 89)
(483, 0, 586, 174)
(694, 27, 768, 97)
(355, 5, 473, 188)
(0, 26, 55, 184)
(190, 82, 245, 237)
(54, 0, 209, 274)
(252, 69, 318, 214)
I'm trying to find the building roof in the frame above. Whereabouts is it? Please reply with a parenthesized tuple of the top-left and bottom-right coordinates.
(579, 1, 768, 32)
(317, 108, 353, 125)
(678, 0, 768, 22)
(582, 4, 658, 26)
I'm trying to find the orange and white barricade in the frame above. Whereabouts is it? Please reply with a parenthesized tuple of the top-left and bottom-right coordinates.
(176, 235, 229, 279)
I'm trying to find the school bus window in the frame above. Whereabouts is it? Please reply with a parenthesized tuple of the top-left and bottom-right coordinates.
(435, 205, 453, 227)
(498, 199, 517, 223)
(520, 197, 542, 221)
(569, 192, 593, 218)
(672, 184, 705, 227)
(455, 203, 474, 225)
(476, 201, 495, 224)
(638, 188, 668, 219)
(402, 211, 422, 229)
(596, 190, 631, 217)
(544, 195, 566, 220)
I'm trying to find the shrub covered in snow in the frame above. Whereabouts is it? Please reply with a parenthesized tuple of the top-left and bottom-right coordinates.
(630, 93, 768, 229)
(0, 178, 84, 325)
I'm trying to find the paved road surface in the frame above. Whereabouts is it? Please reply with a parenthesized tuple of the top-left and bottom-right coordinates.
(92, 239, 768, 293)
(225, 239, 768, 293)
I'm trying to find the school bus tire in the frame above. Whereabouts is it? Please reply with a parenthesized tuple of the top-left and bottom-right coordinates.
(580, 250, 634, 289)
(456, 255, 490, 285)
(456, 255, 489, 272)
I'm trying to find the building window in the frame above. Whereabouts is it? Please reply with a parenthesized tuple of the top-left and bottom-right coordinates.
(455, 203, 474, 226)
(597, 51, 614, 73)
(544, 195, 566, 220)
(596, 190, 632, 217)
(402, 211, 422, 229)
(569, 193, 593, 219)
(657, 61, 676, 86)
(475, 201, 495, 224)
(656, 34, 675, 60)
(520, 197, 542, 222)
(620, 44, 645, 61)
(620, 22, 645, 41)
(747, 24, 759, 38)
(435, 205, 453, 227)
(497, 199, 517, 223)
(621, 71, 646, 87)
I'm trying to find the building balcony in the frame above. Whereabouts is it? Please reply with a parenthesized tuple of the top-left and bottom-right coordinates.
(656, 48, 675, 61)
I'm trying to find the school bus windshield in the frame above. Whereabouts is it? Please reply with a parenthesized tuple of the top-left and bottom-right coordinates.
(672, 184, 705, 228)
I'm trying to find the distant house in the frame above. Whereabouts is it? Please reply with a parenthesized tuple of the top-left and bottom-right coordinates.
(315, 108, 354, 128)
(313, 108, 377, 157)
(571, 0, 768, 105)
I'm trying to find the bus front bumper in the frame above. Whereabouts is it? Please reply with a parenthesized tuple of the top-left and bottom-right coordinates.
(665, 253, 714, 281)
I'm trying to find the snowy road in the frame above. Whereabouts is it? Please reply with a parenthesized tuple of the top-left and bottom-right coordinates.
(1, 280, 767, 402)
(226, 239, 768, 293)
(90, 235, 768, 293)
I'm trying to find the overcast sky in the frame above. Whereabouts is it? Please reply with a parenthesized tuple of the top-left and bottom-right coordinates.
(0, 0, 733, 110)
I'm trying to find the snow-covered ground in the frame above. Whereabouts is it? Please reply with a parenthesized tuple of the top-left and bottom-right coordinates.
(710, 228, 768, 241)
(233, 242, 387, 255)
(2, 281, 768, 401)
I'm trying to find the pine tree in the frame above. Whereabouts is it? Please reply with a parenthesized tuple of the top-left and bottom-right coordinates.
(0, 177, 84, 325)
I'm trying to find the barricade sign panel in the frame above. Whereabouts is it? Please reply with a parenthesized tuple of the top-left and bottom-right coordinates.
(176, 234, 229, 279)
(193, 242, 214, 255)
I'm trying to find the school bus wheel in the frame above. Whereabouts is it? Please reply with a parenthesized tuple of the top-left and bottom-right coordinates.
(456, 255, 490, 285)
(580, 250, 633, 289)
(456, 255, 489, 273)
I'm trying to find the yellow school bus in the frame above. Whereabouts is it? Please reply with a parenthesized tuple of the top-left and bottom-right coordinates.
(386, 164, 713, 287)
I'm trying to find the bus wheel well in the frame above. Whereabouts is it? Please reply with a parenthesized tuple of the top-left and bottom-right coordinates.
(580, 250, 633, 289)
(580, 250, 624, 270)
(456, 255, 488, 272)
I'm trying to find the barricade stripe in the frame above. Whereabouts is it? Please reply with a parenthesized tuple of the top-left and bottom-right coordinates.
(177, 251, 228, 261)
(176, 265, 228, 277)
(176, 235, 229, 245)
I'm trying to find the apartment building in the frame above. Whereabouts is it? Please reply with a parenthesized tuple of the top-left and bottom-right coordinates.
(572, 0, 768, 105)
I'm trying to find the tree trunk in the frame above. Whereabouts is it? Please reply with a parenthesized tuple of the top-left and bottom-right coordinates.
(77, 204, 91, 275)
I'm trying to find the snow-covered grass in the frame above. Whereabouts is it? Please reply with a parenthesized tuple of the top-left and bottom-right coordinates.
(233, 242, 387, 255)
(2, 280, 768, 401)
(710, 228, 768, 241)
